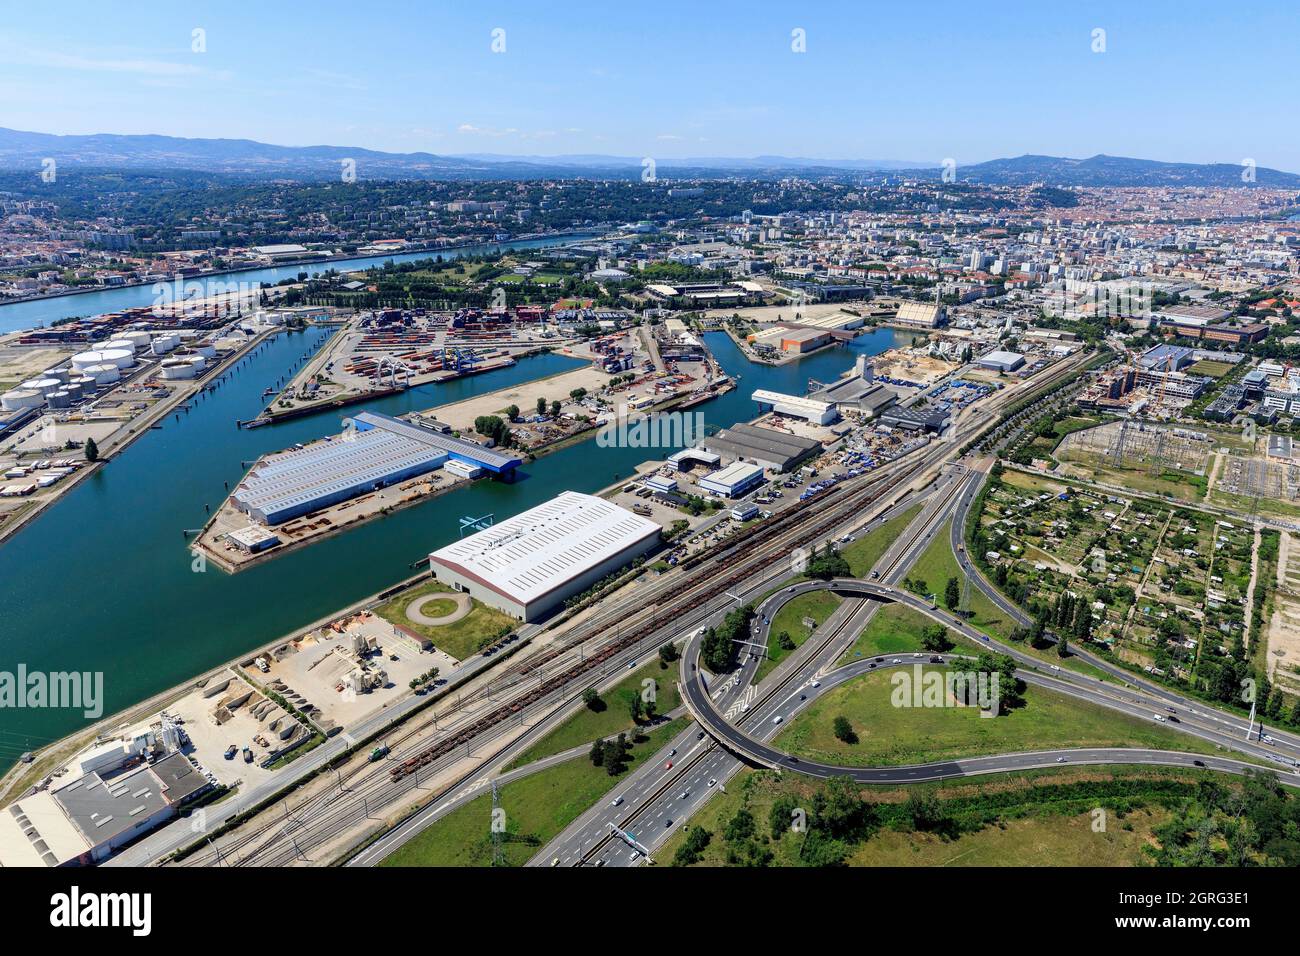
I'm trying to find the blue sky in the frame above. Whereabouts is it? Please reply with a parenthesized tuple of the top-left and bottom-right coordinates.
(2, 0, 1297, 170)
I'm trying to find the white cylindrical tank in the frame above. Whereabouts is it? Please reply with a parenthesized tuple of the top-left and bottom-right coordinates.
(151, 334, 180, 356)
(72, 348, 134, 371)
(123, 331, 153, 351)
(160, 357, 203, 380)
(47, 389, 71, 409)
(23, 378, 61, 395)
(99, 348, 134, 369)
(105, 338, 137, 354)
(1, 389, 44, 411)
(192, 342, 217, 359)
(81, 363, 121, 385)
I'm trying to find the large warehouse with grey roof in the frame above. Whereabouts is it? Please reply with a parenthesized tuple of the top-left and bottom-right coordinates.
(428, 491, 662, 621)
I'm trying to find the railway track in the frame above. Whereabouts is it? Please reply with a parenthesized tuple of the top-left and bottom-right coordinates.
(191, 352, 1090, 866)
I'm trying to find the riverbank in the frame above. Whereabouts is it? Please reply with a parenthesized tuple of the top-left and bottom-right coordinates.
(0, 229, 601, 317)
(0, 324, 284, 550)
(0, 231, 602, 336)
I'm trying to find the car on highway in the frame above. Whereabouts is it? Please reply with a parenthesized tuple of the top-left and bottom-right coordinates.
(679, 791, 689, 800)
(669, 748, 676, 756)
(611, 796, 623, 807)
(707, 778, 717, 788)
(1192, 760, 1206, 767)
(1055, 757, 1067, 763)
(811, 680, 821, 688)
(772, 715, 783, 724)
(665, 819, 673, 827)
(665, 760, 673, 769)
(697, 731, 706, 740)
(1153, 714, 1167, 722)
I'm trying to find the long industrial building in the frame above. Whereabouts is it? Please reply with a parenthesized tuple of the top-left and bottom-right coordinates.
(428, 491, 662, 621)
(232, 410, 521, 525)
(750, 389, 838, 425)
(698, 422, 822, 473)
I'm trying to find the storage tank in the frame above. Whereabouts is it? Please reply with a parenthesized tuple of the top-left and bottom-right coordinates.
(47, 390, 71, 409)
(23, 378, 61, 396)
(160, 358, 201, 380)
(192, 342, 217, 359)
(72, 348, 134, 371)
(122, 331, 153, 352)
(1, 389, 44, 411)
(46, 368, 70, 384)
(64, 382, 84, 401)
(81, 363, 121, 385)
(150, 334, 180, 356)
(105, 338, 137, 354)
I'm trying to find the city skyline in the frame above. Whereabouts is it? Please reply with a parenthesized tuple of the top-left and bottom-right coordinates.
(3, 0, 1299, 171)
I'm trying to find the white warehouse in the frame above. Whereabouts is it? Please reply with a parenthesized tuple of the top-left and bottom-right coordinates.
(428, 491, 662, 621)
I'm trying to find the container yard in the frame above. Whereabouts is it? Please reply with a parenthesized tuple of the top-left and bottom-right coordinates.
(254, 305, 584, 424)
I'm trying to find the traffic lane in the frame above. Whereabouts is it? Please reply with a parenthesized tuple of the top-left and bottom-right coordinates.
(682, 621, 1300, 791)
(750, 597, 1288, 768)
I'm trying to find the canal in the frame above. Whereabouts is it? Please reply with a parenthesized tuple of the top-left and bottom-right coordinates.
(0, 324, 907, 761)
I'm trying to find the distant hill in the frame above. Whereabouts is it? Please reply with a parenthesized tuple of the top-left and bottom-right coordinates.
(0, 129, 1294, 187)
(911, 153, 1300, 188)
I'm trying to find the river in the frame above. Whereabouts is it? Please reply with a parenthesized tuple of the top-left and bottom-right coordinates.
(0, 234, 597, 336)
(0, 324, 907, 763)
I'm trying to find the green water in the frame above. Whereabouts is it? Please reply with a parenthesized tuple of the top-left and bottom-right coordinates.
(0, 326, 905, 760)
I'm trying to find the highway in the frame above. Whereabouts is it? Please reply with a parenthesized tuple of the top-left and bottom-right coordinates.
(678, 582, 1300, 788)
(532, 468, 977, 866)
(164, 347, 1095, 867)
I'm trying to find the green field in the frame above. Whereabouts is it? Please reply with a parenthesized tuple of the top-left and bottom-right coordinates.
(839, 604, 979, 663)
(661, 767, 1190, 867)
(1187, 359, 1236, 378)
(507, 659, 683, 768)
(758, 590, 844, 681)
(775, 664, 1229, 767)
(381, 720, 685, 867)
(841, 503, 923, 576)
(373, 580, 516, 661)
(907, 520, 1015, 639)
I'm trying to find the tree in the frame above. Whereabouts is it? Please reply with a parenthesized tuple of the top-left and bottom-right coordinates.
(588, 738, 605, 767)
(944, 576, 961, 611)
(84, 437, 99, 462)
(550, 400, 562, 418)
(658, 643, 679, 667)
(724, 808, 756, 843)
(582, 687, 604, 712)
(604, 732, 629, 775)
(832, 715, 857, 744)
(777, 630, 796, 651)
(629, 693, 644, 724)
(811, 775, 874, 841)
(536, 397, 547, 416)
(920, 624, 951, 653)
(673, 826, 711, 866)
(505, 404, 519, 420)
